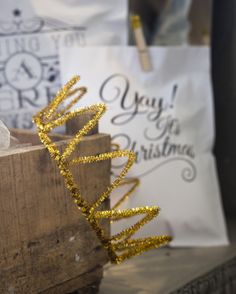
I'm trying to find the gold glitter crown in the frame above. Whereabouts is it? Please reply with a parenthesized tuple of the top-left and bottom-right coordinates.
(33, 76, 171, 264)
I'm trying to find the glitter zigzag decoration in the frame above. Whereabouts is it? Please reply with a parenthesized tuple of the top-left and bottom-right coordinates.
(33, 76, 171, 264)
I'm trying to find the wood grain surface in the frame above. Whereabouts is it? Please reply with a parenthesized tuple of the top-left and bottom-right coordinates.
(0, 128, 110, 293)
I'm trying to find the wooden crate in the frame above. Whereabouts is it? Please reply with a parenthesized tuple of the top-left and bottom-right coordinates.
(0, 126, 110, 293)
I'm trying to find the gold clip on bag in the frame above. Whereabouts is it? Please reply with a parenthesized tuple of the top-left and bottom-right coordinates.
(33, 76, 171, 264)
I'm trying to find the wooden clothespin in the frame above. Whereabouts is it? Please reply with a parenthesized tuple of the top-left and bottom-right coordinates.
(131, 15, 152, 72)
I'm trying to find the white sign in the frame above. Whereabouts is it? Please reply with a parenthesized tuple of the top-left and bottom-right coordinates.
(0, 0, 127, 128)
(60, 46, 228, 246)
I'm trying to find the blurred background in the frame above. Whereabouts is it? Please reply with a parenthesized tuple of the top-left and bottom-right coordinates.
(130, 0, 212, 45)
(130, 0, 236, 221)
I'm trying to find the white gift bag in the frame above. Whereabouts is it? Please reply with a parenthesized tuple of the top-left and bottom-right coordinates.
(60, 46, 228, 246)
(0, 0, 127, 129)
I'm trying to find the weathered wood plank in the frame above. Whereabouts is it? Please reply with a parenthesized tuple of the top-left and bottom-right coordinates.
(100, 221, 236, 294)
(66, 111, 98, 136)
(0, 130, 110, 293)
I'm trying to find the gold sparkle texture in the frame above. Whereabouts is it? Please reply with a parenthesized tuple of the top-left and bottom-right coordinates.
(33, 76, 171, 264)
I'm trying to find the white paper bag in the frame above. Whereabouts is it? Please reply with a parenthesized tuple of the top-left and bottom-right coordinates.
(60, 46, 228, 246)
(0, 0, 127, 129)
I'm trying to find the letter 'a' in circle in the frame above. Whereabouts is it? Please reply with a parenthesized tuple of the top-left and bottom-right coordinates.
(4, 52, 42, 91)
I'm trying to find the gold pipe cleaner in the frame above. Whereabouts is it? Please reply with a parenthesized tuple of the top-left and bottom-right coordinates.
(33, 76, 171, 264)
